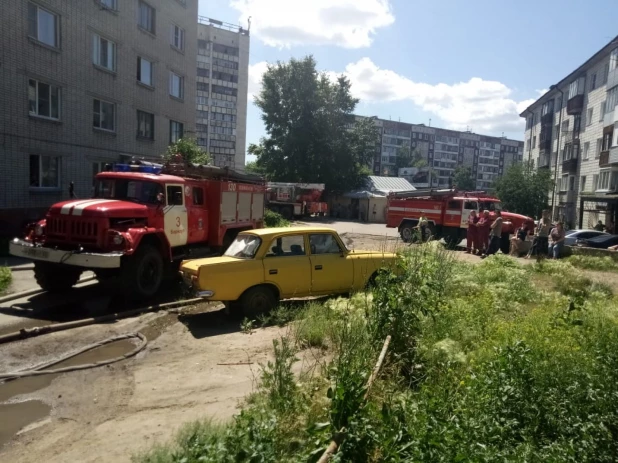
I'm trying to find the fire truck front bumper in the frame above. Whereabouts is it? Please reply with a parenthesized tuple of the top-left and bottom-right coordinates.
(9, 239, 123, 269)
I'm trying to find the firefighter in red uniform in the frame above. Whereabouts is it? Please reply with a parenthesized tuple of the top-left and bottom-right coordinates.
(466, 210, 479, 254)
(476, 210, 491, 255)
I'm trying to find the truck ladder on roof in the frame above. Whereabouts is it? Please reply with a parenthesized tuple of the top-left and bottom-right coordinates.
(389, 188, 488, 199)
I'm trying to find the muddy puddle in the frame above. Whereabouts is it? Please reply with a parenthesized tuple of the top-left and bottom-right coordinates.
(0, 400, 51, 447)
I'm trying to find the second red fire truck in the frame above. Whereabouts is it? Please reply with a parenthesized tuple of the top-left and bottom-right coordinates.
(386, 188, 535, 253)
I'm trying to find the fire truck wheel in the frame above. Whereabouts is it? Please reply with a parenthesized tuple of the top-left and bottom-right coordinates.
(34, 262, 81, 293)
(400, 225, 414, 243)
(240, 285, 277, 318)
(124, 245, 164, 299)
(280, 206, 293, 220)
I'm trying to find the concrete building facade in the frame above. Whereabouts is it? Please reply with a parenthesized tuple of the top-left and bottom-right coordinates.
(196, 17, 249, 170)
(353, 116, 524, 190)
(0, 0, 198, 234)
(521, 36, 618, 229)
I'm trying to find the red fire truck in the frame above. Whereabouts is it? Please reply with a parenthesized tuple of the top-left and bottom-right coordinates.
(9, 156, 265, 298)
(386, 189, 534, 253)
(265, 182, 328, 219)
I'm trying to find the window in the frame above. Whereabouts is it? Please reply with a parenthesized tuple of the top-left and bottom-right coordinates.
(137, 57, 153, 86)
(598, 170, 611, 190)
(169, 72, 184, 99)
(560, 174, 569, 192)
(192, 187, 204, 205)
(601, 101, 606, 120)
(92, 34, 116, 71)
(30, 154, 59, 188)
(137, 110, 154, 139)
(569, 176, 575, 191)
(532, 136, 536, 149)
(603, 63, 610, 85)
(581, 176, 587, 192)
(587, 107, 593, 126)
(593, 174, 599, 191)
(568, 77, 585, 99)
(169, 120, 183, 143)
(583, 141, 590, 159)
(574, 114, 581, 132)
(170, 24, 184, 50)
(590, 73, 597, 91)
(27, 3, 59, 48)
(28, 79, 60, 120)
(197, 68, 210, 78)
(166, 185, 183, 206)
(99, 0, 117, 10)
(562, 120, 569, 132)
(266, 235, 306, 257)
(611, 48, 618, 71)
(93, 99, 115, 131)
(138, 1, 155, 34)
(596, 138, 603, 158)
(309, 234, 342, 255)
(526, 139, 531, 151)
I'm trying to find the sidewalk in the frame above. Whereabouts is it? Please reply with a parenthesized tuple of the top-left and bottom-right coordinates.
(0, 256, 33, 271)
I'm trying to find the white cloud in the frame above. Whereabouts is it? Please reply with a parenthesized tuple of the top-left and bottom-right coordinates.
(336, 58, 533, 134)
(248, 57, 534, 135)
(230, 0, 394, 48)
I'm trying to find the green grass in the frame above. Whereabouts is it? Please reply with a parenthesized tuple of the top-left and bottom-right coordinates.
(0, 267, 11, 294)
(566, 254, 618, 272)
(136, 246, 618, 463)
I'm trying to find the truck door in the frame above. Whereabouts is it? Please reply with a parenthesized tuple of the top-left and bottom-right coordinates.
(445, 200, 463, 228)
(463, 200, 478, 228)
(164, 184, 188, 247)
(188, 185, 207, 243)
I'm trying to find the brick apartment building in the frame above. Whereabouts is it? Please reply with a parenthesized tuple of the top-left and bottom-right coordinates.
(0, 0, 197, 235)
(353, 116, 524, 190)
(196, 17, 250, 170)
(521, 35, 618, 229)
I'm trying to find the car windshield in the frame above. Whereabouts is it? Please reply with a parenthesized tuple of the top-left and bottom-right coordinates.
(224, 234, 262, 259)
(94, 179, 163, 204)
(478, 201, 502, 212)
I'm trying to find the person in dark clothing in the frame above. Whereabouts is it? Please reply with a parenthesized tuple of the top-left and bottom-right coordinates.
(482, 210, 503, 258)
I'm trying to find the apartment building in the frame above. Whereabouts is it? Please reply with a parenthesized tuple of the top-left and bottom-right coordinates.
(353, 116, 524, 190)
(196, 17, 250, 170)
(0, 0, 198, 234)
(521, 35, 618, 229)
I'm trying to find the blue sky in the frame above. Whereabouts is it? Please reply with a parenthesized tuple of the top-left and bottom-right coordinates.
(198, 0, 617, 163)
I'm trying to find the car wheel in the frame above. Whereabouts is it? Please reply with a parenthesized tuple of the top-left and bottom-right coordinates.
(240, 286, 277, 319)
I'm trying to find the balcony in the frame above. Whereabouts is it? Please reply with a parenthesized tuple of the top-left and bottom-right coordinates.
(600, 151, 610, 167)
(538, 153, 551, 169)
(566, 94, 584, 115)
(558, 190, 577, 203)
(562, 157, 578, 172)
(610, 147, 618, 165)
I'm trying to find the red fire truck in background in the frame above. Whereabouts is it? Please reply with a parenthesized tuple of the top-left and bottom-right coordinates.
(265, 182, 328, 219)
(10, 156, 265, 299)
(386, 189, 534, 252)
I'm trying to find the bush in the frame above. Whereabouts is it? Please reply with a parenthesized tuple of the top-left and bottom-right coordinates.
(566, 254, 618, 272)
(264, 209, 290, 228)
(0, 267, 11, 294)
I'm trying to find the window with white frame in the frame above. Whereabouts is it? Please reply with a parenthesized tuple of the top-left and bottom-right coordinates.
(28, 79, 60, 120)
(560, 174, 569, 192)
(169, 72, 183, 99)
(583, 141, 590, 159)
(593, 174, 599, 191)
(170, 24, 184, 51)
(138, 1, 155, 34)
(92, 34, 116, 71)
(600, 101, 606, 120)
(611, 48, 618, 71)
(137, 56, 153, 86)
(587, 107, 593, 125)
(27, 3, 59, 48)
(93, 99, 115, 131)
(137, 110, 154, 139)
(30, 154, 60, 188)
(568, 77, 585, 99)
(169, 120, 183, 143)
(581, 175, 587, 192)
(598, 170, 611, 190)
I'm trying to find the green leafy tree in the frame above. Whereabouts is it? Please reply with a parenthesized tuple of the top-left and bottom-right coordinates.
(163, 138, 211, 165)
(452, 166, 476, 191)
(395, 143, 427, 171)
(493, 161, 554, 218)
(244, 160, 266, 177)
(249, 56, 377, 194)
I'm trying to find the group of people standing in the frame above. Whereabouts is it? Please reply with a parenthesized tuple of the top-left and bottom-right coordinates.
(465, 209, 503, 258)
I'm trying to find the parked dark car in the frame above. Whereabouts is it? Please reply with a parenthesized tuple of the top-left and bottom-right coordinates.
(564, 229, 608, 246)
(576, 234, 618, 249)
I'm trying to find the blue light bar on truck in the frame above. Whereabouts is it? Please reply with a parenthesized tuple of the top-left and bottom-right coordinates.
(112, 164, 162, 174)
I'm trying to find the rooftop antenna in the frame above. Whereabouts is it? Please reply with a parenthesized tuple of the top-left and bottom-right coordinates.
(429, 118, 431, 127)
(247, 16, 252, 31)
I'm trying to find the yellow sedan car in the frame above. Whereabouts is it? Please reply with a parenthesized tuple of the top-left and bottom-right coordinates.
(179, 226, 398, 316)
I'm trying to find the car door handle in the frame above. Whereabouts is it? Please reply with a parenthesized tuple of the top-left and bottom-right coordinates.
(314, 265, 322, 270)
(269, 269, 278, 275)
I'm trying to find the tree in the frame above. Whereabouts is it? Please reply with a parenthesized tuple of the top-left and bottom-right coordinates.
(451, 166, 475, 191)
(493, 161, 554, 218)
(244, 160, 266, 177)
(248, 56, 378, 194)
(163, 138, 211, 165)
(395, 143, 427, 171)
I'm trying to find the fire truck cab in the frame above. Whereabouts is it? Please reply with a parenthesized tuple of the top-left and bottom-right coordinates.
(387, 189, 534, 252)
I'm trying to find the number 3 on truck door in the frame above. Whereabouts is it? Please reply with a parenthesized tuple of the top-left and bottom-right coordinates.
(164, 184, 188, 247)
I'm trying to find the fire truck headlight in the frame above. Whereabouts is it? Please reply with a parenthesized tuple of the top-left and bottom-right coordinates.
(112, 234, 125, 245)
(35, 224, 44, 236)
